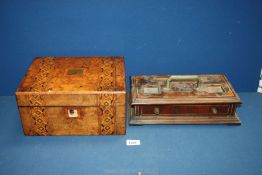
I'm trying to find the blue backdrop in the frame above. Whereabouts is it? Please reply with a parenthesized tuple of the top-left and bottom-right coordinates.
(1, 0, 262, 95)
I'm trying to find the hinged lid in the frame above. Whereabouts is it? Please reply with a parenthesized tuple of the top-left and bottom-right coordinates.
(16, 57, 126, 106)
(130, 75, 241, 105)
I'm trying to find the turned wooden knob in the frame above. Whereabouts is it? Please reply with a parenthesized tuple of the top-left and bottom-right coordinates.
(211, 107, 218, 114)
(154, 107, 160, 115)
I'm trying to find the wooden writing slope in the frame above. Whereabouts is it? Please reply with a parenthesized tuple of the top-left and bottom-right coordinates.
(16, 57, 126, 135)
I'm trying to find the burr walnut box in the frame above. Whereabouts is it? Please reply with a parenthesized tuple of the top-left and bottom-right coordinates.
(129, 75, 241, 125)
(16, 57, 126, 136)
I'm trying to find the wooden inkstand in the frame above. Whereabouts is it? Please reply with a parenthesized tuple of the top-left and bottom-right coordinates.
(129, 75, 241, 125)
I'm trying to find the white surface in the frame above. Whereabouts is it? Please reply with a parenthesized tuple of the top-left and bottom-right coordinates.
(259, 80, 262, 87)
(68, 109, 78, 118)
(257, 87, 262, 93)
(126, 140, 141, 146)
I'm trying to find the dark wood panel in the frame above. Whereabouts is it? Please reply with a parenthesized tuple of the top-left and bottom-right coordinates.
(129, 105, 241, 125)
(137, 104, 233, 116)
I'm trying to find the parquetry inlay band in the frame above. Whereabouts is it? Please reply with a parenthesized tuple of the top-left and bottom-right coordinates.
(28, 58, 55, 135)
(98, 59, 116, 135)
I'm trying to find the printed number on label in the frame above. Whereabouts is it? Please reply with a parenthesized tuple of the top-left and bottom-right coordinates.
(126, 140, 141, 146)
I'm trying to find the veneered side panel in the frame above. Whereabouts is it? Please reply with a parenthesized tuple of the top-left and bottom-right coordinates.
(19, 106, 100, 136)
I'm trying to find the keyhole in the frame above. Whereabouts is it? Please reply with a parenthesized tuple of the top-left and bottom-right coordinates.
(68, 109, 78, 118)
(69, 109, 75, 115)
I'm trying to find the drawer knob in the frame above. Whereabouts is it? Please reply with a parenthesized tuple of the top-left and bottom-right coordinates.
(211, 107, 218, 114)
(154, 107, 160, 115)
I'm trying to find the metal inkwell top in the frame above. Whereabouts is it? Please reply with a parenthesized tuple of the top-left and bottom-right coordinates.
(131, 75, 241, 105)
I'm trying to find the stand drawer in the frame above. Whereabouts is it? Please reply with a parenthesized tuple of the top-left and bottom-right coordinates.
(135, 104, 235, 116)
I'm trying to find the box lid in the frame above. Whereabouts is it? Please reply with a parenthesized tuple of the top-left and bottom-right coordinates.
(16, 57, 126, 106)
(130, 75, 241, 105)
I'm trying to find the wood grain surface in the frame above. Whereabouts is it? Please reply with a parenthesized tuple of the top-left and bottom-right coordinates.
(129, 75, 241, 125)
(16, 57, 126, 135)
